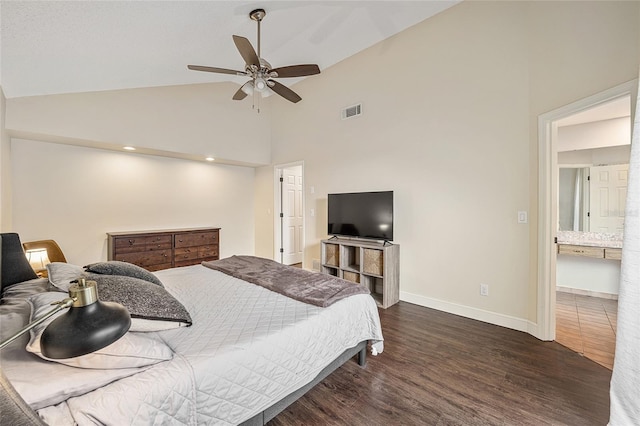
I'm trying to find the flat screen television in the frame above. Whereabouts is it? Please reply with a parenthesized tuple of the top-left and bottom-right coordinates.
(327, 191, 393, 241)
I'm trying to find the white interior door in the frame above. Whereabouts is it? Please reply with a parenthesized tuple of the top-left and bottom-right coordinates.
(589, 164, 628, 233)
(281, 166, 303, 265)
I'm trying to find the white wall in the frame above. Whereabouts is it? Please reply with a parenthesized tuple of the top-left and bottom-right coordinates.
(558, 145, 631, 166)
(5, 83, 272, 166)
(0, 88, 10, 231)
(558, 117, 630, 152)
(557, 255, 620, 296)
(11, 139, 255, 266)
(255, 1, 640, 330)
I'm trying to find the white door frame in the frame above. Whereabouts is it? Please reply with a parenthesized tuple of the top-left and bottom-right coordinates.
(536, 79, 637, 341)
(273, 161, 305, 265)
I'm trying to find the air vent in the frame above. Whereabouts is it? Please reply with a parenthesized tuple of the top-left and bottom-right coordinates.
(341, 103, 362, 120)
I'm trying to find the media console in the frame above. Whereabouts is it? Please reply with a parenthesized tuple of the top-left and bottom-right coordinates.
(321, 238, 399, 308)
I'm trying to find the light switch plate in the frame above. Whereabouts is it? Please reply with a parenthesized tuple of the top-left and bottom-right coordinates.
(518, 211, 528, 224)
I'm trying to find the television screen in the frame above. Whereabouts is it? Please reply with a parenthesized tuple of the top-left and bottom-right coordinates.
(327, 191, 393, 241)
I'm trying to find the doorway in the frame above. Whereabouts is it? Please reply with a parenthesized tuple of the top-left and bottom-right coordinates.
(274, 162, 304, 266)
(536, 79, 637, 342)
(553, 99, 631, 369)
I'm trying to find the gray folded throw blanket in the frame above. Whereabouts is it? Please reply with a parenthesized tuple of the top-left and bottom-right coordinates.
(202, 255, 370, 307)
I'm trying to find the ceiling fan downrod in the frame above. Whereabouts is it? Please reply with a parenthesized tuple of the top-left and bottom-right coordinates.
(250, 9, 265, 62)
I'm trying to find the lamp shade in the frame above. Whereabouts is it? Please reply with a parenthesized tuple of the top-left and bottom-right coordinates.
(25, 248, 50, 272)
(41, 280, 131, 359)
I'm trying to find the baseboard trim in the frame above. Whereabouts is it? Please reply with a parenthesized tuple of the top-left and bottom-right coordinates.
(556, 286, 618, 300)
(400, 291, 531, 334)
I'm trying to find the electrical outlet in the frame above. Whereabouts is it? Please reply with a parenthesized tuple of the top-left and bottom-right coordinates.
(480, 283, 489, 296)
(312, 259, 320, 271)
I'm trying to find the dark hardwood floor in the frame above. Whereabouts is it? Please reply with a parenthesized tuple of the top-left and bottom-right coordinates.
(269, 301, 611, 425)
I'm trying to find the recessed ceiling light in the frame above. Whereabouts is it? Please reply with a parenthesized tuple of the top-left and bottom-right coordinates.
(205, 157, 215, 162)
(123, 146, 136, 151)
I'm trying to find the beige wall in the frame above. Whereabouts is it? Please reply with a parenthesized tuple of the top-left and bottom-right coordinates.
(11, 139, 255, 266)
(256, 1, 640, 330)
(5, 83, 272, 166)
(0, 87, 10, 231)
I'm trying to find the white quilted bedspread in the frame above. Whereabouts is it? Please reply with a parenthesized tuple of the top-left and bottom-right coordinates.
(38, 265, 384, 425)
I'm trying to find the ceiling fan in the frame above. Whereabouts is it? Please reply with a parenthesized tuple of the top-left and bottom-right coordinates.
(188, 8, 320, 104)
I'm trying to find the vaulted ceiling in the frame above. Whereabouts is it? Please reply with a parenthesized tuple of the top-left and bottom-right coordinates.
(0, 1, 460, 99)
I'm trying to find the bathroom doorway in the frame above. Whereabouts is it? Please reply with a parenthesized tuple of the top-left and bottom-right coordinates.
(553, 94, 631, 368)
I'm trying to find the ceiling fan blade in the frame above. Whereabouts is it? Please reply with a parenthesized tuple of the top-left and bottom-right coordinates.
(269, 80, 302, 103)
(271, 64, 321, 78)
(232, 35, 260, 68)
(187, 65, 246, 76)
(233, 82, 251, 100)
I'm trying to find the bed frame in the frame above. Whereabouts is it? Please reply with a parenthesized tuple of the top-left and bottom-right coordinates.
(240, 341, 367, 425)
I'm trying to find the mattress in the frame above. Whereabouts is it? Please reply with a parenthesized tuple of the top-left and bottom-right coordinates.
(3, 264, 384, 425)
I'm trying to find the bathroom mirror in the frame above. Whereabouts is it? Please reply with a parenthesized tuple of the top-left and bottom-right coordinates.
(559, 167, 589, 231)
(558, 163, 628, 234)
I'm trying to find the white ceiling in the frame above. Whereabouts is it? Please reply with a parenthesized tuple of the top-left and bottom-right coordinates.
(0, 1, 460, 99)
(556, 95, 631, 128)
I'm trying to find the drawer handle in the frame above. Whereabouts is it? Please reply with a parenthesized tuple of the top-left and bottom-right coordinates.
(128, 239, 134, 245)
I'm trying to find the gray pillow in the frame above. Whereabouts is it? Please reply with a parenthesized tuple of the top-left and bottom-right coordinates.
(83, 273, 191, 327)
(84, 261, 163, 286)
(47, 262, 84, 292)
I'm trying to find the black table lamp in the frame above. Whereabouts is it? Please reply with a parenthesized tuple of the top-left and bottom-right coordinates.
(0, 279, 131, 358)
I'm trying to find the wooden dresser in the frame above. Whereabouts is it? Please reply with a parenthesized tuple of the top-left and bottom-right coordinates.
(107, 227, 220, 271)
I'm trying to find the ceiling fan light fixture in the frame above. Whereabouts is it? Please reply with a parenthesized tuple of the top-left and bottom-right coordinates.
(187, 7, 320, 106)
(241, 81, 254, 96)
(254, 77, 267, 92)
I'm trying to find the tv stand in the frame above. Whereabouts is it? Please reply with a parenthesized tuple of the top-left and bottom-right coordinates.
(321, 238, 399, 308)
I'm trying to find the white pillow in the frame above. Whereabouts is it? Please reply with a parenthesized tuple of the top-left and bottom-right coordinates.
(47, 262, 84, 292)
(26, 292, 173, 369)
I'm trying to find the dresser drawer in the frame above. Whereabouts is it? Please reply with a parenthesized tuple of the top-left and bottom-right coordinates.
(175, 231, 219, 248)
(147, 241, 173, 251)
(174, 248, 200, 262)
(198, 245, 219, 258)
(114, 250, 171, 267)
(146, 263, 172, 272)
(114, 235, 172, 253)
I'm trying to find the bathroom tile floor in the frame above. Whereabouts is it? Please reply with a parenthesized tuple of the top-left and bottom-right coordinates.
(556, 291, 618, 370)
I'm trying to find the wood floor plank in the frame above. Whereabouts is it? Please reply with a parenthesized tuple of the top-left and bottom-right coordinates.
(268, 302, 611, 425)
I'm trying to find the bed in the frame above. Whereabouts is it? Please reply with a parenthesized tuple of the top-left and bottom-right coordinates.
(0, 234, 384, 425)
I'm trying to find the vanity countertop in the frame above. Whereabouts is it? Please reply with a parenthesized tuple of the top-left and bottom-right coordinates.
(557, 231, 623, 249)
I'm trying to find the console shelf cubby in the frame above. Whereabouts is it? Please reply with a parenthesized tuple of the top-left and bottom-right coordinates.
(321, 238, 399, 309)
